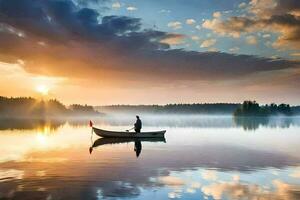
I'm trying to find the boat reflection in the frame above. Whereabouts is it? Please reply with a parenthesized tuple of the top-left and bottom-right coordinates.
(89, 137, 166, 157)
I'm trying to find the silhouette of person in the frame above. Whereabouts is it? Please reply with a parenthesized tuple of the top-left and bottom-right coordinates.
(134, 141, 142, 157)
(134, 115, 142, 133)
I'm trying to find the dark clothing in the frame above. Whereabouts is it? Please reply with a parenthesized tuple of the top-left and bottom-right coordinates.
(135, 128, 140, 133)
(134, 118, 142, 133)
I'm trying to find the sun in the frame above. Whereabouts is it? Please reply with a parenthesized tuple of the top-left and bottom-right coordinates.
(36, 85, 49, 95)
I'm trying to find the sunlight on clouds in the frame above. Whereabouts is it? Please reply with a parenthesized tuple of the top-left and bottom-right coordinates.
(0, 62, 65, 97)
(112, 2, 121, 9)
(246, 35, 258, 45)
(186, 19, 196, 25)
(200, 39, 217, 48)
(168, 190, 182, 199)
(213, 12, 222, 18)
(191, 182, 201, 189)
(186, 188, 196, 193)
(229, 47, 240, 53)
(232, 174, 240, 182)
(127, 6, 137, 11)
(191, 35, 200, 41)
(201, 170, 218, 181)
(0, 169, 24, 182)
(238, 2, 247, 9)
(289, 168, 300, 178)
(168, 21, 182, 30)
(160, 34, 185, 45)
(158, 176, 185, 186)
(202, 0, 300, 50)
(290, 53, 300, 57)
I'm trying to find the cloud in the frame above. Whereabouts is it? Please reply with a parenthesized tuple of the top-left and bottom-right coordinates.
(263, 33, 271, 38)
(112, 2, 121, 9)
(202, 16, 256, 38)
(186, 18, 196, 25)
(246, 35, 258, 45)
(213, 11, 222, 18)
(158, 176, 185, 186)
(159, 9, 171, 14)
(200, 39, 216, 48)
(238, 2, 247, 9)
(202, 179, 300, 200)
(291, 52, 300, 57)
(191, 35, 200, 41)
(167, 21, 182, 30)
(229, 47, 240, 52)
(160, 34, 185, 45)
(201, 170, 217, 181)
(202, 0, 300, 50)
(289, 168, 300, 178)
(0, 0, 299, 93)
(126, 6, 137, 11)
(168, 190, 182, 199)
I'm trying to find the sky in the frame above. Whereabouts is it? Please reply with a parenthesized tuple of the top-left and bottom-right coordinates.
(0, 0, 299, 105)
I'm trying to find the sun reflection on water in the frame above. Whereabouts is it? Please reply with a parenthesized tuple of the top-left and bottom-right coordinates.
(0, 117, 300, 199)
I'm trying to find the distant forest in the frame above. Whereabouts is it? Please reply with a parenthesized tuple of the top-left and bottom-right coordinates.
(97, 104, 241, 114)
(0, 96, 99, 118)
(97, 102, 300, 115)
(1, 96, 299, 118)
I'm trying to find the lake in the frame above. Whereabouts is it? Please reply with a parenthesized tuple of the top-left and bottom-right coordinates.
(1, 115, 300, 200)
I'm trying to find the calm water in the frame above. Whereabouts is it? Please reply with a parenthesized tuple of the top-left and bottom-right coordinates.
(1, 115, 300, 200)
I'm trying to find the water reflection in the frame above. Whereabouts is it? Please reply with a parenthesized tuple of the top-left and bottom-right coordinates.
(90, 137, 166, 157)
(1, 116, 300, 199)
(0, 118, 64, 130)
(0, 115, 299, 130)
(234, 116, 297, 130)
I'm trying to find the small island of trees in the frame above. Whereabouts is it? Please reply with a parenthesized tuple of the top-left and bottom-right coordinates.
(234, 100, 293, 117)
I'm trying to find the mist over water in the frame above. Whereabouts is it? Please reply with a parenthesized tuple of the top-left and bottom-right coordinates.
(1, 114, 300, 200)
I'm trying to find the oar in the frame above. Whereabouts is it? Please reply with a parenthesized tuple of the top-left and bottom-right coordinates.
(126, 127, 134, 132)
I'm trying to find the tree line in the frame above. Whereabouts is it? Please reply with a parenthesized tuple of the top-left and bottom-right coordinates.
(234, 100, 294, 116)
(0, 96, 99, 118)
(98, 102, 300, 115)
(97, 103, 241, 114)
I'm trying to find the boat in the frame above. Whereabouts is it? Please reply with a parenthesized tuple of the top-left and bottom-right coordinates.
(92, 127, 166, 138)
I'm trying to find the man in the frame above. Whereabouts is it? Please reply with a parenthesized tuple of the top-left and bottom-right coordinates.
(134, 115, 142, 133)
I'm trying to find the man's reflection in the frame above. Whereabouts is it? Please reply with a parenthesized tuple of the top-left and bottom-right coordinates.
(89, 137, 166, 158)
(134, 141, 142, 157)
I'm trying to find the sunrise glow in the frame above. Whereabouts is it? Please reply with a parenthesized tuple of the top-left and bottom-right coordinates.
(36, 85, 49, 96)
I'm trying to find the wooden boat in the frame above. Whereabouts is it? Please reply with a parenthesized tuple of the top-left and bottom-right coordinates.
(92, 127, 166, 138)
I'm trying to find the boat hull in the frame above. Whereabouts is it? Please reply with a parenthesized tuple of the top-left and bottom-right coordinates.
(92, 127, 166, 138)
(92, 137, 166, 148)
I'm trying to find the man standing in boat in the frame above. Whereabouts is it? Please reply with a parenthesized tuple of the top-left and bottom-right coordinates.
(134, 115, 142, 133)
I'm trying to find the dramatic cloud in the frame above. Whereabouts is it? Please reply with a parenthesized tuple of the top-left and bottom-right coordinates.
(202, 0, 300, 50)
(0, 0, 299, 95)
